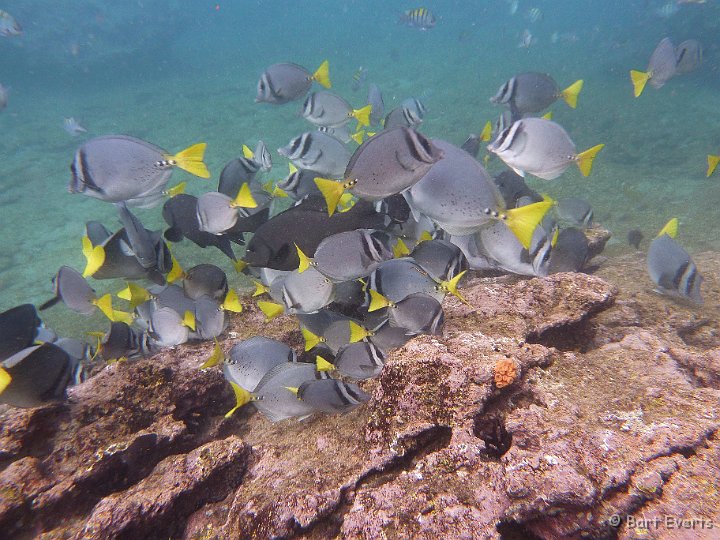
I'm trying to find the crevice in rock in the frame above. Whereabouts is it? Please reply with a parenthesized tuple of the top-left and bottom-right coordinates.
(0, 404, 69, 471)
(473, 414, 512, 459)
(496, 520, 548, 540)
(526, 318, 599, 353)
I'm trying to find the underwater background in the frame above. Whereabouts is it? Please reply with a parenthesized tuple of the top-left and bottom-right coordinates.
(0, 0, 718, 338)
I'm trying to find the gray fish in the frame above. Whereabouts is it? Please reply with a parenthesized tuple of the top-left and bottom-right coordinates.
(100, 322, 154, 361)
(223, 337, 296, 392)
(310, 229, 392, 282)
(334, 341, 385, 380)
(182, 264, 228, 301)
(69, 135, 208, 207)
(0, 10, 21, 37)
(0, 83, 8, 110)
(85, 221, 112, 246)
(369, 258, 444, 303)
(410, 239, 468, 282)
(281, 267, 335, 314)
(555, 198, 593, 228)
(340, 127, 443, 201)
(295, 379, 369, 414)
(255, 61, 330, 105)
(53, 337, 93, 384)
(252, 362, 327, 422)
(301, 91, 371, 128)
(0, 343, 73, 408)
(318, 125, 352, 144)
(278, 131, 351, 179)
(367, 84, 384, 126)
(488, 117, 603, 180)
(548, 227, 589, 274)
(383, 98, 426, 130)
(368, 319, 412, 353)
(351, 66, 368, 91)
(152, 284, 197, 317)
(647, 37, 678, 89)
(675, 39, 702, 75)
(217, 157, 261, 198)
(277, 167, 324, 201)
(253, 141, 273, 171)
(193, 296, 227, 340)
(89, 226, 169, 285)
(628, 229, 643, 250)
(0, 304, 42, 362)
(196, 192, 242, 234)
(490, 72, 583, 117)
(116, 204, 163, 271)
(162, 194, 238, 260)
(148, 306, 191, 347)
(386, 292, 444, 336)
(243, 197, 385, 271)
(493, 170, 542, 209)
(461, 134, 481, 157)
(40, 266, 97, 316)
(476, 221, 553, 277)
(405, 139, 506, 235)
(447, 233, 498, 272)
(647, 232, 703, 305)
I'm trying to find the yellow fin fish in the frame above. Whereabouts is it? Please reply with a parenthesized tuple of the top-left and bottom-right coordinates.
(167, 254, 184, 283)
(541, 111, 553, 120)
(225, 381, 254, 418)
(480, 121, 493, 142)
(351, 130, 365, 145)
(285, 386, 300, 396)
(0, 367, 11, 394)
(253, 281, 270, 297)
(233, 260, 248, 273)
(559, 79, 583, 108)
(242, 144, 254, 159)
(295, 244, 313, 273)
(419, 230, 433, 243)
(504, 198, 555, 249)
(221, 289, 242, 313)
(257, 301, 284, 321)
(312, 60, 331, 89)
(117, 282, 151, 310)
(393, 238, 411, 258)
(657, 218, 678, 239)
(351, 104, 372, 127)
(167, 143, 210, 178)
(82, 236, 106, 278)
(349, 321, 372, 343)
(630, 70, 651, 98)
(575, 144, 605, 176)
(182, 310, 196, 331)
(163, 182, 186, 197)
(314, 177, 345, 216)
(706, 155, 720, 177)
(316, 355, 334, 372)
(439, 270, 468, 304)
(368, 289, 394, 312)
(231, 183, 258, 209)
(301, 326, 325, 351)
(200, 340, 224, 369)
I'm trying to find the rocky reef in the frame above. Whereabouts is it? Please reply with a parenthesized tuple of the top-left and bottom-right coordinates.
(1, 251, 718, 540)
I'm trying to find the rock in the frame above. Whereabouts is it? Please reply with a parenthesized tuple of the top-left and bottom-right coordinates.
(1, 254, 718, 539)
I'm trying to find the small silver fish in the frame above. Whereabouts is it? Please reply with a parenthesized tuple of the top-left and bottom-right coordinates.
(386, 292, 445, 336)
(384, 97, 426, 130)
(295, 379, 370, 414)
(0, 10, 21, 37)
(647, 226, 703, 305)
(351, 66, 367, 91)
(1, 344, 73, 408)
(518, 29, 535, 49)
(63, 117, 87, 136)
(148, 307, 190, 347)
(256, 61, 331, 105)
(252, 362, 327, 422)
(278, 131, 351, 179)
(309, 229, 393, 282)
(281, 267, 335, 314)
(223, 337, 296, 392)
(301, 91, 371, 129)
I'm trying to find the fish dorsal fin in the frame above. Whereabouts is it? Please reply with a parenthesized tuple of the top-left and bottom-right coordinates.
(657, 218, 678, 239)
(504, 199, 554, 249)
(480, 120, 492, 142)
(349, 321, 371, 343)
(200, 340, 224, 369)
(242, 144, 254, 159)
(253, 281, 269, 297)
(295, 244, 313, 273)
(314, 177, 345, 216)
(0, 367, 11, 394)
(183, 310, 196, 331)
(393, 238, 410, 258)
(170, 143, 210, 178)
(368, 289, 393, 312)
(231, 183, 258, 209)
(222, 289, 243, 313)
(164, 182, 186, 197)
(352, 104, 372, 127)
(301, 326, 324, 351)
(560, 79, 583, 108)
(440, 270, 468, 303)
(167, 254, 184, 283)
(225, 381, 253, 418)
(316, 355, 334, 372)
(82, 236, 106, 278)
(706, 155, 720, 177)
(629, 70, 650, 98)
(257, 300, 284, 321)
(312, 60, 331, 88)
(575, 144, 605, 177)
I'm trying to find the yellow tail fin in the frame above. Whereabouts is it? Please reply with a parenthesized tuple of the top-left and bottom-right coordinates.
(295, 244, 313, 273)
(541, 111, 553, 120)
(93, 293, 115, 321)
(232, 183, 258, 209)
(285, 386, 300, 397)
(352, 104, 372, 127)
(258, 301, 284, 322)
(630, 70, 650, 98)
(111, 309, 135, 325)
(0, 367, 12, 394)
(368, 289, 393, 312)
(200, 340, 224, 369)
(351, 130, 364, 145)
(253, 281, 269, 297)
(222, 289, 243, 313)
(576, 143, 605, 176)
(312, 60, 331, 88)
(242, 144, 254, 159)
(167, 254, 184, 283)
(314, 177, 345, 216)
(82, 237, 105, 278)
(316, 355, 334, 372)
(338, 193, 356, 212)
(657, 217, 678, 239)
(272, 186, 288, 198)
(349, 321, 372, 343)
(117, 282, 150, 309)
(171, 143, 210, 178)
(164, 182, 186, 197)
(225, 381, 253, 418)
(480, 121, 492, 142)
(183, 310, 196, 331)
(504, 199, 554, 249)
(233, 260, 248, 273)
(560, 79, 583, 108)
(706, 155, 720, 177)
(393, 238, 410, 258)
(419, 230, 433, 242)
(301, 326, 324, 351)
(440, 270, 468, 303)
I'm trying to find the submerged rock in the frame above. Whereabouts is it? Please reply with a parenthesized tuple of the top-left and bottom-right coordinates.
(1, 254, 718, 539)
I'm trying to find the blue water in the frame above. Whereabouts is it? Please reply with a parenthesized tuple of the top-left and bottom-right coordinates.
(1, 0, 719, 337)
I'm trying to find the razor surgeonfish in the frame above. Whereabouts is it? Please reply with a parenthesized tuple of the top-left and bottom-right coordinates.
(69, 135, 210, 207)
(367, 84, 385, 126)
(251, 362, 327, 422)
(98, 322, 154, 362)
(292, 379, 369, 414)
(548, 227, 589, 273)
(181, 264, 229, 302)
(278, 131, 351, 179)
(301, 91, 372, 128)
(675, 39, 702, 74)
(630, 38, 677, 98)
(383, 98, 426, 130)
(222, 337, 296, 392)
(647, 219, 703, 305)
(488, 117, 604, 180)
(399, 8, 436, 30)
(555, 197, 594, 228)
(217, 157, 262, 198)
(39, 266, 123, 321)
(334, 341, 385, 380)
(490, 73, 583, 117)
(256, 61, 331, 105)
(0, 305, 43, 361)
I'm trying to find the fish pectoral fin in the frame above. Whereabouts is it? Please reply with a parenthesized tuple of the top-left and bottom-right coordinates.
(395, 149, 419, 172)
(171, 143, 210, 178)
(629, 70, 650, 98)
(575, 144, 605, 176)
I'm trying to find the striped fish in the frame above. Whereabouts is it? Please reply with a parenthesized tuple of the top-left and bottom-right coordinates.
(399, 8, 436, 30)
(647, 223, 703, 305)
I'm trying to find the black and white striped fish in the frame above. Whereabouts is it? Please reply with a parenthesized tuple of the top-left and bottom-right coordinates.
(384, 97, 426, 130)
(647, 221, 703, 305)
(399, 8, 436, 30)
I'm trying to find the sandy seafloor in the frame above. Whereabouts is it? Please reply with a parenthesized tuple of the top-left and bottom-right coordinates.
(0, 0, 719, 339)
